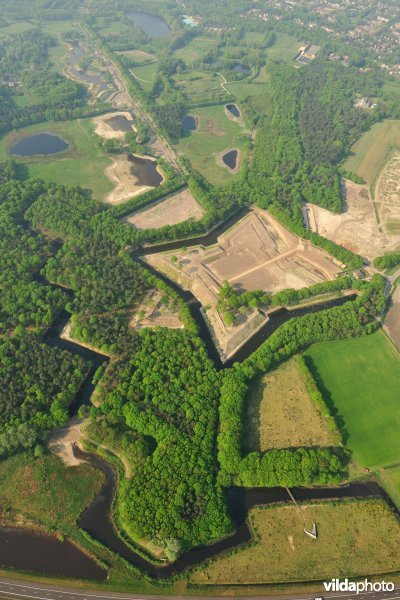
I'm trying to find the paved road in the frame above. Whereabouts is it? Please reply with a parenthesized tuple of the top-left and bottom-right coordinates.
(0, 579, 399, 600)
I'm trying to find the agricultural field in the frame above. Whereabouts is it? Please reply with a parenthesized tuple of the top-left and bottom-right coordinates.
(191, 500, 400, 585)
(124, 186, 204, 229)
(174, 104, 250, 184)
(144, 209, 341, 359)
(243, 358, 336, 452)
(344, 119, 400, 193)
(304, 331, 400, 470)
(0, 119, 113, 200)
(306, 179, 400, 260)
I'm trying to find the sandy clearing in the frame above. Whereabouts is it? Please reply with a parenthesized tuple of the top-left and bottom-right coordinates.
(48, 417, 84, 466)
(104, 154, 164, 205)
(130, 290, 183, 330)
(307, 179, 400, 260)
(124, 187, 204, 229)
(93, 111, 136, 140)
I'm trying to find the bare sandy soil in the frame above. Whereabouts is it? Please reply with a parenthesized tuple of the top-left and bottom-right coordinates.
(93, 111, 136, 140)
(307, 178, 400, 260)
(377, 151, 400, 236)
(384, 286, 400, 350)
(48, 417, 83, 466)
(143, 209, 341, 360)
(124, 187, 204, 229)
(130, 290, 183, 329)
(104, 154, 164, 205)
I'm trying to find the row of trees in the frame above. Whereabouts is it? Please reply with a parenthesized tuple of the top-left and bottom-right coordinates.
(218, 275, 386, 486)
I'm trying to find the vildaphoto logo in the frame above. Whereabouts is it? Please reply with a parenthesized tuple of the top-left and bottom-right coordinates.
(323, 578, 395, 594)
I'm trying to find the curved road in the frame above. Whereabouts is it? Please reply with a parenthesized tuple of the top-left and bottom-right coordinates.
(0, 579, 399, 600)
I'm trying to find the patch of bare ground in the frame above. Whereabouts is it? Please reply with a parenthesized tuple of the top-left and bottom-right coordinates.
(307, 178, 400, 260)
(48, 417, 83, 466)
(124, 187, 204, 229)
(130, 290, 183, 330)
(377, 151, 400, 238)
(143, 209, 341, 360)
(384, 286, 400, 350)
(104, 154, 164, 205)
(204, 117, 225, 137)
(93, 111, 136, 140)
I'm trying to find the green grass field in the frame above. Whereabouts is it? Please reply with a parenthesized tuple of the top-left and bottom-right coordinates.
(0, 119, 113, 200)
(174, 104, 249, 184)
(192, 500, 400, 585)
(344, 119, 400, 193)
(304, 331, 400, 469)
(265, 32, 303, 63)
(174, 36, 216, 65)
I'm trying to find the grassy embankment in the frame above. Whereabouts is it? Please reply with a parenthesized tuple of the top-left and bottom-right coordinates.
(0, 118, 113, 201)
(191, 500, 400, 585)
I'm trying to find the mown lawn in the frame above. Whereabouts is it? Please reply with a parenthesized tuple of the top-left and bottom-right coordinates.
(344, 119, 400, 193)
(304, 331, 400, 469)
(191, 500, 400, 584)
(265, 32, 303, 63)
(0, 118, 113, 200)
(174, 104, 249, 185)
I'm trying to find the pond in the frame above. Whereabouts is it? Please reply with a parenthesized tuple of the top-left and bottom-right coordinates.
(128, 11, 170, 37)
(232, 63, 251, 75)
(225, 103, 241, 118)
(0, 526, 107, 580)
(182, 114, 197, 131)
(128, 154, 163, 187)
(222, 149, 239, 170)
(107, 114, 134, 132)
(10, 133, 69, 157)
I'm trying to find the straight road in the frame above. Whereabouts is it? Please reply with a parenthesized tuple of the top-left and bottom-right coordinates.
(0, 578, 399, 600)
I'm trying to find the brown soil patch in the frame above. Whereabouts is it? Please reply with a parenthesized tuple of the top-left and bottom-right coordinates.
(143, 209, 341, 360)
(307, 178, 400, 260)
(125, 187, 204, 229)
(130, 290, 183, 330)
(48, 417, 84, 466)
(243, 358, 336, 452)
(104, 154, 164, 205)
(93, 111, 136, 140)
(204, 117, 225, 137)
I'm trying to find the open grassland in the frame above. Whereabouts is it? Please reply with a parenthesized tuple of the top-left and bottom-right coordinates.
(174, 104, 249, 184)
(174, 36, 216, 65)
(191, 500, 400, 585)
(0, 453, 102, 532)
(265, 32, 303, 63)
(0, 119, 113, 200)
(381, 465, 400, 509)
(344, 119, 400, 194)
(173, 70, 230, 105)
(130, 62, 159, 91)
(304, 331, 400, 469)
(243, 358, 336, 452)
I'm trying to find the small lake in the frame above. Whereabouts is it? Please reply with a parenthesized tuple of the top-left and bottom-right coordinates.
(232, 63, 251, 75)
(10, 133, 69, 157)
(222, 149, 239, 170)
(129, 154, 163, 187)
(0, 527, 107, 580)
(107, 115, 134, 132)
(183, 114, 197, 131)
(226, 103, 241, 118)
(128, 11, 170, 37)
